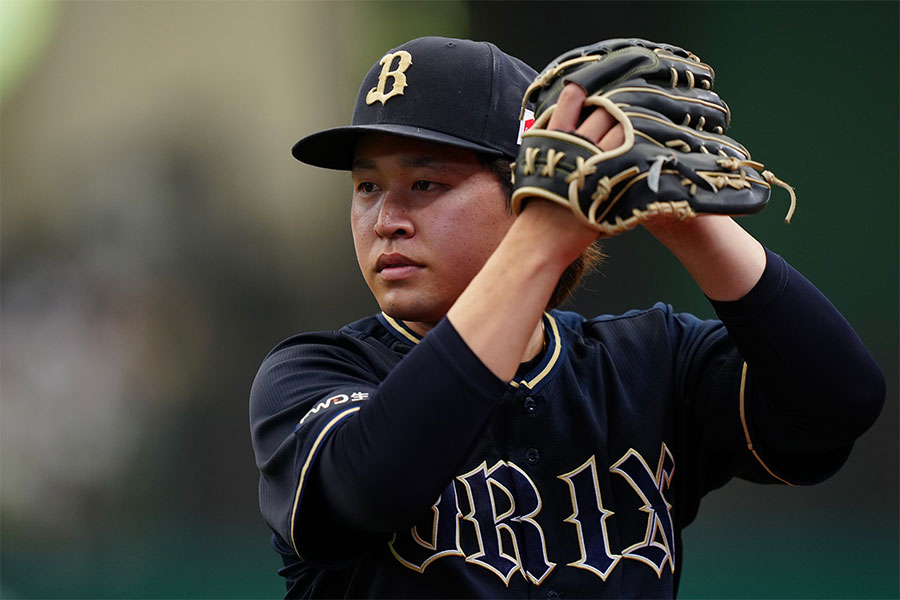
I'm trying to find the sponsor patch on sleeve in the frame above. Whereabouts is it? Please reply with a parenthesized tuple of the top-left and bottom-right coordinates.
(296, 391, 371, 431)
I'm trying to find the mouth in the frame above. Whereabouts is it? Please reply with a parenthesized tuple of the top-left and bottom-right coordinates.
(376, 253, 424, 280)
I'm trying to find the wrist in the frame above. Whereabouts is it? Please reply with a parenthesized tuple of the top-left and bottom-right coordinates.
(511, 200, 599, 269)
(646, 216, 766, 301)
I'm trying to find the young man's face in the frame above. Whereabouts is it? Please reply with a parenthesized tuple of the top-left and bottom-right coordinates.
(351, 134, 515, 333)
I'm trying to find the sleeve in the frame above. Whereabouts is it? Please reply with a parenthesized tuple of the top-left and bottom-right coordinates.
(249, 331, 383, 564)
(707, 248, 885, 485)
(249, 319, 508, 565)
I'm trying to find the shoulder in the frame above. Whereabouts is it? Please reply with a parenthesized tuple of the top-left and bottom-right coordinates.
(552, 303, 712, 334)
(249, 316, 407, 443)
(259, 315, 400, 366)
(249, 316, 402, 411)
(550, 304, 724, 354)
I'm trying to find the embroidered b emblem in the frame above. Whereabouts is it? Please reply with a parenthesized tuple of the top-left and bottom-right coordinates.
(366, 50, 413, 106)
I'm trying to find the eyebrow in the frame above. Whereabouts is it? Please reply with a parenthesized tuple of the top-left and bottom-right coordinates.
(351, 155, 469, 175)
(351, 157, 376, 171)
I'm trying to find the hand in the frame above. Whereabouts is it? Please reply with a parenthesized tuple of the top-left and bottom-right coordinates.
(514, 83, 627, 262)
(547, 83, 625, 151)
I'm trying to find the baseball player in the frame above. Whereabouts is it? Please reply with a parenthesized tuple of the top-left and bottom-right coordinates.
(250, 37, 884, 598)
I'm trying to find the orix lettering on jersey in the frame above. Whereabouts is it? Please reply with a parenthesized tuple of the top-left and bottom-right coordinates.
(387, 446, 676, 586)
(298, 394, 677, 586)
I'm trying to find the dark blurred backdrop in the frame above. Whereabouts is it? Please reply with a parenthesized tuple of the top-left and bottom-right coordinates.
(1, 1, 896, 598)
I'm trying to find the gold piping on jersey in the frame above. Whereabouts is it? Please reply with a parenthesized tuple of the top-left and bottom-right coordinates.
(738, 362, 794, 486)
(290, 406, 362, 557)
(510, 313, 562, 390)
(381, 312, 422, 344)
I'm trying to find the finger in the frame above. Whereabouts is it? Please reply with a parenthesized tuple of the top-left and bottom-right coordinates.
(576, 106, 616, 143)
(547, 83, 587, 132)
(598, 123, 625, 151)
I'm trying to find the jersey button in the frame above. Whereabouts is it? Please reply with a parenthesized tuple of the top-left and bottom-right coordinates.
(547, 591, 560, 600)
(525, 447, 541, 465)
(523, 396, 537, 414)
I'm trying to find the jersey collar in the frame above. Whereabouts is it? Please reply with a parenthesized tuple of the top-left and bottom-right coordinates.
(510, 312, 563, 391)
(377, 311, 564, 391)
(377, 312, 423, 345)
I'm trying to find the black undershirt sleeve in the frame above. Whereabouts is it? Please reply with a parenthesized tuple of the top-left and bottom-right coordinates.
(710, 248, 885, 459)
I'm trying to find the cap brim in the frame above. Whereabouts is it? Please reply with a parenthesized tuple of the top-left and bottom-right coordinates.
(291, 124, 506, 171)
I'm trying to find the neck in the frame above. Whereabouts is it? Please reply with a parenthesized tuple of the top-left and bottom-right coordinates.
(522, 317, 545, 363)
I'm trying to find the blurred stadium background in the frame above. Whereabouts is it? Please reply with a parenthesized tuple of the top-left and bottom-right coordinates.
(1, 1, 896, 598)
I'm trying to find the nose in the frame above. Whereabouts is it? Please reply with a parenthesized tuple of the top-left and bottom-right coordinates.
(373, 192, 415, 239)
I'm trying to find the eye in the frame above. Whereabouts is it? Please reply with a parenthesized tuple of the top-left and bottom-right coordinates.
(356, 181, 379, 195)
(412, 180, 438, 192)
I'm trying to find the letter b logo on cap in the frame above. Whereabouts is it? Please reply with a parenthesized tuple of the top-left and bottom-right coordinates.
(366, 51, 413, 106)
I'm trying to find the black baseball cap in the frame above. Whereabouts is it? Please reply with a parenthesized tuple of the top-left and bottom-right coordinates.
(291, 36, 537, 170)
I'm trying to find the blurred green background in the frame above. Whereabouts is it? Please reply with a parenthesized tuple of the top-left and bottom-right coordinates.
(1, 1, 896, 598)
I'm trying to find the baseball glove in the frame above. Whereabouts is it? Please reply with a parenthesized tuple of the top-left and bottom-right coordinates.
(511, 39, 796, 236)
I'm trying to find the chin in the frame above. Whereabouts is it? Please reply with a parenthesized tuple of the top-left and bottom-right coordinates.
(377, 294, 451, 328)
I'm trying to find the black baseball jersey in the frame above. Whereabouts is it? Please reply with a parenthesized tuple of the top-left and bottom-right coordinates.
(250, 249, 884, 598)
